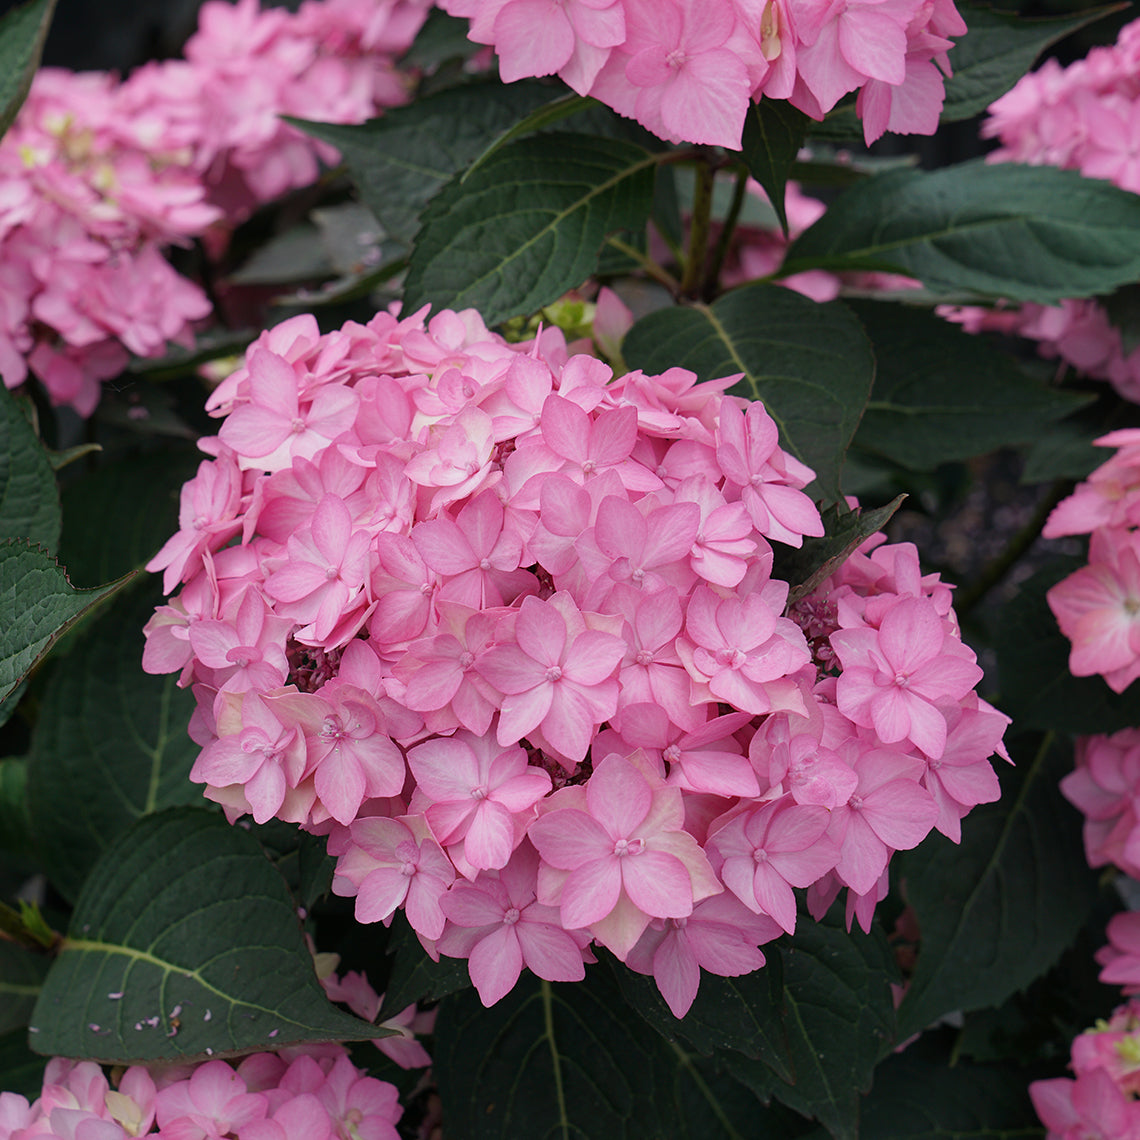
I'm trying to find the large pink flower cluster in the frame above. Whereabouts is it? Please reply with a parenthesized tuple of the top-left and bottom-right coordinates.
(0, 0, 429, 415)
(1045, 430, 1140, 694)
(437, 0, 966, 148)
(1030, 999, 1140, 1139)
(143, 304, 1007, 1017)
(942, 17, 1140, 403)
(0, 1045, 402, 1140)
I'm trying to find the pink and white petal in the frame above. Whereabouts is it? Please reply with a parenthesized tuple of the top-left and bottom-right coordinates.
(516, 920, 587, 983)
(586, 753, 652, 838)
(529, 808, 614, 869)
(468, 924, 525, 1006)
(652, 931, 701, 1018)
(620, 850, 693, 919)
(560, 857, 622, 929)
(464, 801, 517, 869)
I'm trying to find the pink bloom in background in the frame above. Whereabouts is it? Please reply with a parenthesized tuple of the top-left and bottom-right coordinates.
(9, 1048, 402, 1140)
(441, 0, 963, 147)
(1048, 528, 1140, 695)
(1030, 1000, 1140, 1139)
(0, 0, 429, 415)
(146, 303, 1006, 1012)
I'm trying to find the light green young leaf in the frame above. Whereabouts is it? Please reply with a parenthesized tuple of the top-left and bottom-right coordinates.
(782, 162, 1140, 304)
(31, 808, 388, 1063)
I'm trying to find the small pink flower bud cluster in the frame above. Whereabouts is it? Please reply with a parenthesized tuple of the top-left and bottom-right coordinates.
(941, 17, 1140, 404)
(0, 0, 429, 415)
(438, 0, 966, 149)
(0, 1045, 402, 1140)
(143, 304, 1008, 1017)
(1045, 430, 1140, 695)
(1030, 999, 1140, 1140)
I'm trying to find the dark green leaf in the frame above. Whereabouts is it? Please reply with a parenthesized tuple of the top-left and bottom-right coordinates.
(848, 300, 1093, 470)
(381, 913, 473, 1017)
(0, 680, 26, 728)
(398, 7, 479, 68)
(774, 496, 906, 606)
(0, 542, 133, 704)
(741, 100, 811, 237)
(995, 559, 1140, 733)
(0, 0, 56, 140)
(0, 1028, 46, 1101)
(434, 968, 807, 1139)
(610, 954, 794, 1082)
(57, 448, 199, 586)
(783, 162, 1140, 305)
(248, 820, 335, 913)
(726, 914, 898, 1140)
(291, 80, 558, 242)
(858, 1051, 1044, 1138)
(1103, 282, 1140, 357)
(403, 132, 658, 326)
(942, 2, 1125, 121)
(0, 756, 32, 852)
(897, 734, 1097, 1039)
(623, 284, 875, 501)
(31, 808, 387, 1062)
(1021, 415, 1106, 484)
(464, 91, 597, 181)
(0, 941, 48, 1035)
(25, 582, 201, 902)
(0, 381, 59, 548)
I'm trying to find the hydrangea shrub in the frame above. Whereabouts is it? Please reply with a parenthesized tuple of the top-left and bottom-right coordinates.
(4, 0, 1140, 1137)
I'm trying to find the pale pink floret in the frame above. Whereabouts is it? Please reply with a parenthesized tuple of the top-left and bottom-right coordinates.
(626, 892, 783, 1018)
(678, 582, 812, 718)
(706, 797, 838, 934)
(437, 843, 587, 1005)
(831, 596, 983, 759)
(1097, 911, 1140, 994)
(1048, 528, 1140, 694)
(477, 592, 625, 762)
(154, 1060, 268, 1139)
(715, 398, 824, 548)
(334, 814, 456, 939)
(529, 752, 720, 959)
(407, 729, 551, 870)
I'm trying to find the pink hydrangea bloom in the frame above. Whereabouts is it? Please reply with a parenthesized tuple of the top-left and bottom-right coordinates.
(146, 304, 1005, 1011)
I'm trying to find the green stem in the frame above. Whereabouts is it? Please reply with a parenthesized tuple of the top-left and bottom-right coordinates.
(680, 154, 715, 298)
(605, 236, 680, 294)
(705, 165, 749, 299)
(0, 900, 57, 953)
(955, 479, 1071, 619)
